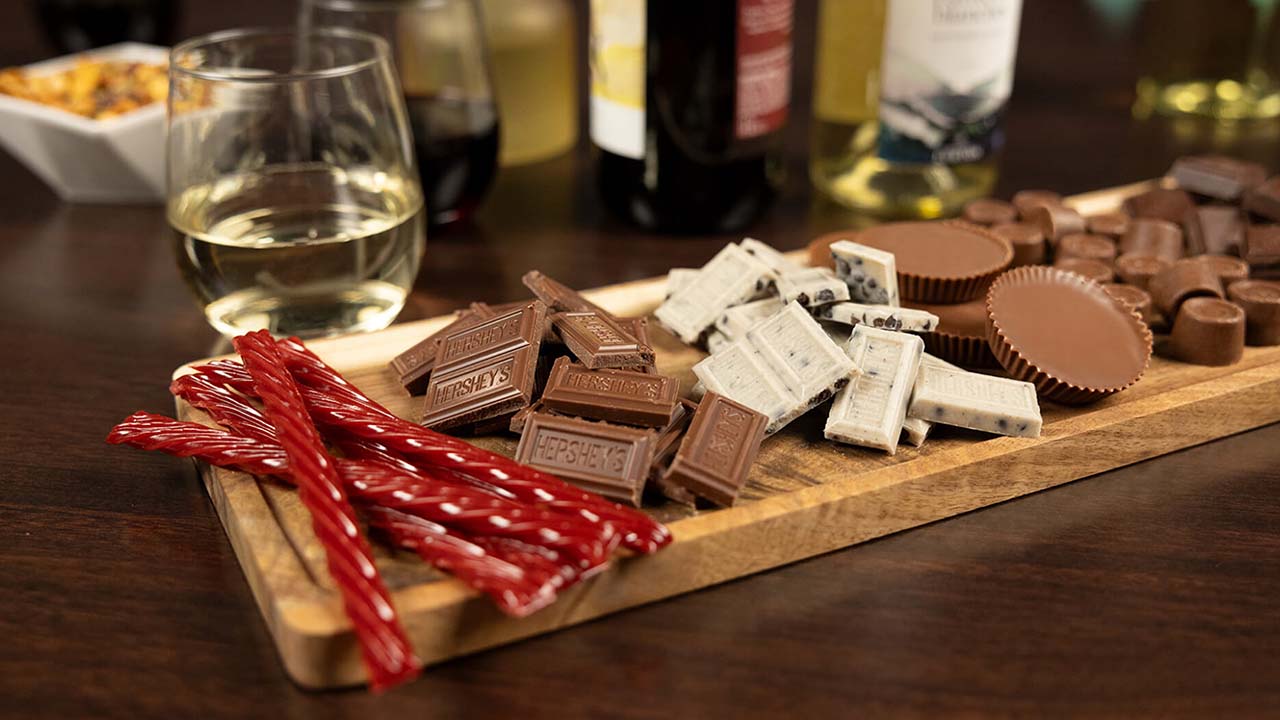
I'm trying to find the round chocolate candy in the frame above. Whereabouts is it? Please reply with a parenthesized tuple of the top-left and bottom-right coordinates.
(1119, 218, 1184, 261)
(1197, 254, 1250, 285)
(904, 297, 1001, 368)
(1115, 254, 1173, 291)
(1054, 257, 1115, 284)
(1104, 283, 1156, 325)
(1028, 204, 1087, 245)
(1227, 279, 1280, 346)
(1087, 211, 1130, 239)
(1012, 189, 1062, 220)
(1056, 233, 1118, 264)
(1167, 298, 1246, 366)
(986, 266, 1153, 405)
(1148, 257, 1225, 316)
(990, 222, 1046, 267)
(853, 221, 1013, 303)
(962, 198, 1018, 226)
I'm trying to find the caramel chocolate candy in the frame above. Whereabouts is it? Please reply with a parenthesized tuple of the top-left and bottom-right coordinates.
(541, 356, 681, 427)
(990, 222, 1046, 267)
(1227, 280, 1280, 346)
(515, 412, 656, 507)
(962, 198, 1017, 226)
(1119, 218, 1184, 262)
(854, 221, 1013, 303)
(986, 266, 1153, 405)
(661, 392, 767, 507)
(1243, 224, 1280, 266)
(1148, 257, 1225, 316)
(1198, 254, 1250, 285)
(1183, 205, 1245, 256)
(1169, 155, 1267, 201)
(1028, 204, 1086, 245)
(1104, 283, 1156, 325)
(1114, 254, 1172, 291)
(1054, 257, 1115, 284)
(1087, 211, 1130, 239)
(1167, 298, 1245, 366)
(1012, 189, 1062, 219)
(1243, 176, 1280, 222)
(1123, 187, 1196, 224)
(1056, 233, 1117, 264)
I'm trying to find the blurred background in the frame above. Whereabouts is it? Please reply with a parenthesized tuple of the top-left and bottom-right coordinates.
(2, 0, 1279, 324)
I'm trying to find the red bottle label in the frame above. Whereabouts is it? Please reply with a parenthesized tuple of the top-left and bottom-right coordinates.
(735, 0, 793, 139)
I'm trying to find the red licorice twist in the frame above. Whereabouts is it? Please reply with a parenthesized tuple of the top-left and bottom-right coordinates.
(106, 413, 574, 616)
(232, 331, 419, 691)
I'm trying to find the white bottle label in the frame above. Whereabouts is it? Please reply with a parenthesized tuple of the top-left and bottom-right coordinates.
(589, 0, 646, 159)
(877, 0, 1024, 165)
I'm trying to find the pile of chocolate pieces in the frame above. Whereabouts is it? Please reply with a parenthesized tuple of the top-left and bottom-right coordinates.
(390, 272, 768, 509)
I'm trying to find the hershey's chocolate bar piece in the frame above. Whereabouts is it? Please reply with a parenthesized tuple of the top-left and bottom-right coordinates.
(621, 316, 657, 373)
(646, 399, 699, 506)
(420, 301, 547, 430)
(522, 271, 615, 318)
(540, 356, 680, 427)
(661, 392, 767, 507)
(390, 306, 489, 395)
(1170, 155, 1267, 201)
(552, 311, 655, 369)
(515, 412, 657, 507)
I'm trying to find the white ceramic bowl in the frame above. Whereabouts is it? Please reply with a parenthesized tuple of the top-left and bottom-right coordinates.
(0, 42, 169, 204)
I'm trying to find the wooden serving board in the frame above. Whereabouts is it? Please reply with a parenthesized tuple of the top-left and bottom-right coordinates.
(174, 180, 1280, 689)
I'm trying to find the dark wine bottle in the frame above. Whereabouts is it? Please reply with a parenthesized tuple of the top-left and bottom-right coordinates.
(589, 0, 793, 233)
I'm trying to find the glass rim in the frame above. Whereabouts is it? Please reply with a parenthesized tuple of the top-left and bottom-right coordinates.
(169, 26, 392, 84)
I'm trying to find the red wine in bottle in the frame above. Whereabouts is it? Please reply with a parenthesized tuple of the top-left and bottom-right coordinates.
(590, 0, 794, 233)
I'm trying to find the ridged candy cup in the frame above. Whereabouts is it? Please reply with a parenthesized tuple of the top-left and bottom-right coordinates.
(854, 221, 1014, 303)
(986, 266, 1154, 405)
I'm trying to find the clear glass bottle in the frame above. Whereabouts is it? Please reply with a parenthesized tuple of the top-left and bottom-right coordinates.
(482, 0, 579, 166)
(810, 0, 1024, 219)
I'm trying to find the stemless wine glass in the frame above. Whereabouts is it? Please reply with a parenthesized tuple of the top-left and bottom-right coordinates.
(303, 0, 500, 226)
(167, 27, 425, 339)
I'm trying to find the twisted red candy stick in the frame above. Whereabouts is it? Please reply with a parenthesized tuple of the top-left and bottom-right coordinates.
(106, 413, 557, 617)
(232, 331, 419, 691)
(197, 345, 672, 554)
(170, 374, 615, 569)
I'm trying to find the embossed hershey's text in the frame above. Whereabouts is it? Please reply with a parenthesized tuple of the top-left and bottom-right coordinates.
(530, 431, 630, 475)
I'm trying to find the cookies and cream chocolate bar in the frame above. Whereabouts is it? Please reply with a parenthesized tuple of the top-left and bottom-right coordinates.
(655, 243, 774, 344)
(908, 364, 1042, 438)
(830, 239, 900, 306)
(694, 302, 858, 434)
(664, 268, 700, 299)
(716, 296, 784, 339)
(739, 237, 803, 275)
(900, 354, 961, 447)
(706, 330, 733, 354)
(775, 268, 850, 308)
(824, 325, 923, 454)
(813, 302, 939, 332)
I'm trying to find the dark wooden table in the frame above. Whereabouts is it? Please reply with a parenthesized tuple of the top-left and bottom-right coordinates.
(3, 1, 1279, 717)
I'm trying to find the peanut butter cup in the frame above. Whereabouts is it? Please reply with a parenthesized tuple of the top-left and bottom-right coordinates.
(1104, 283, 1156, 325)
(853, 221, 1013, 303)
(903, 298, 1000, 368)
(986, 266, 1153, 405)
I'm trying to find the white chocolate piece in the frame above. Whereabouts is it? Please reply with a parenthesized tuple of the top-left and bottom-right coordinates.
(716, 297, 784, 339)
(901, 416, 932, 447)
(655, 244, 774, 344)
(694, 302, 858, 434)
(739, 237, 803, 275)
(706, 329, 732, 354)
(920, 352, 961, 372)
(746, 302, 858, 405)
(908, 365, 1042, 438)
(830, 239, 900, 306)
(813, 302, 939, 332)
(664, 268, 700, 299)
(825, 326, 923, 454)
(775, 268, 850, 308)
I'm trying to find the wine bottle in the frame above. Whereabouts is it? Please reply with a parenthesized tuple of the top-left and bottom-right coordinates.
(811, 0, 1024, 219)
(590, 0, 794, 233)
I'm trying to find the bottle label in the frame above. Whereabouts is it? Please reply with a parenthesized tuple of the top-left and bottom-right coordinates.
(589, 0, 646, 159)
(735, 0, 793, 139)
(877, 0, 1023, 165)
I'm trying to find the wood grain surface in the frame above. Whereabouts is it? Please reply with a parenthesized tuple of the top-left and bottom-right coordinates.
(3, 1, 1280, 717)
